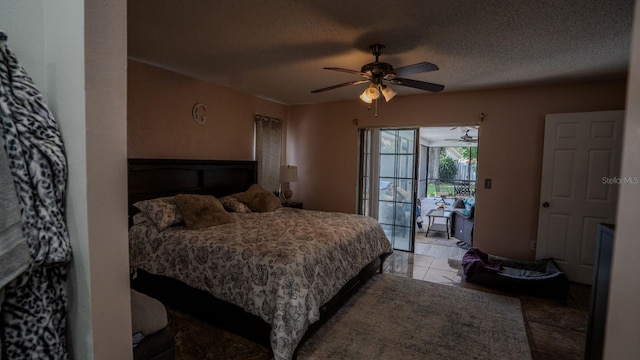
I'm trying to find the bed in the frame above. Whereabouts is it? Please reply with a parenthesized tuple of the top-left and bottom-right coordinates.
(127, 159, 393, 360)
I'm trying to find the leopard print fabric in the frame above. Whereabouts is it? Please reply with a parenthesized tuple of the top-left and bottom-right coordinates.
(0, 31, 71, 359)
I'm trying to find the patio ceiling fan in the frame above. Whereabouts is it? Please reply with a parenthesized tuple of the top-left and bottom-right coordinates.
(450, 125, 480, 131)
(310, 44, 444, 104)
(446, 130, 478, 143)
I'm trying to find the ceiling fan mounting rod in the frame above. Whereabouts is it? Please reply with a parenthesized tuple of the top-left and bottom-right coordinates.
(370, 44, 385, 62)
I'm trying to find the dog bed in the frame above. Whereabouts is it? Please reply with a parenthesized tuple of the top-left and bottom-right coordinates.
(462, 248, 569, 297)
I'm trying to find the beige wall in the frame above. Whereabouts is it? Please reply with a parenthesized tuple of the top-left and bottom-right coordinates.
(605, 0, 640, 357)
(288, 80, 627, 259)
(128, 64, 626, 260)
(86, 1, 131, 359)
(128, 60, 288, 160)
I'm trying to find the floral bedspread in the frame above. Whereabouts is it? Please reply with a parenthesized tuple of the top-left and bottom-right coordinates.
(129, 207, 393, 360)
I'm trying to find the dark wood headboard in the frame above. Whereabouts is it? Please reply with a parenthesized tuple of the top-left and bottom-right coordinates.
(128, 158, 257, 216)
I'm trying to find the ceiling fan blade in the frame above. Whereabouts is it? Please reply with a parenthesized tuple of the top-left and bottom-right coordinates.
(391, 78, 445, 92)
(391, 62, 439, 77)
(310, 79, 369, 93)
(445, 139, 478, 143)
(324, 67, 369, 78)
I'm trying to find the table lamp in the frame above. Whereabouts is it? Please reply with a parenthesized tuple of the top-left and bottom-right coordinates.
(280, 165, 297, 204)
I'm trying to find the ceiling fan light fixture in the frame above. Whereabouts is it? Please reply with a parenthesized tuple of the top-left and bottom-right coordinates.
(365, 85, 380, 100)
(359, 89, 373, 104)
(380, 85, 396, 102)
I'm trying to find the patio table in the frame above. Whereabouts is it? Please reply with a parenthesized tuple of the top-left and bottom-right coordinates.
(425, 209, 453, 239)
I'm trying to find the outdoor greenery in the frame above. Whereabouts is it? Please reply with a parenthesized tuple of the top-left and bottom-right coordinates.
(438, 156, 457, 182)
(427, 183, 455, 197)
(424, 146, 478, 197)
(455, 146, 478, 161)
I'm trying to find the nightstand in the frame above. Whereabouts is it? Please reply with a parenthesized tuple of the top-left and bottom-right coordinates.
(282, 202, 303, 209)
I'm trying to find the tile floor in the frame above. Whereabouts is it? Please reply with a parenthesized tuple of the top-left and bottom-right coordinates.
(384, 235, 591, 360)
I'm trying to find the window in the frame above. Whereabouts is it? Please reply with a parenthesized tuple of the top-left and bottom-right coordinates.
(254, 115, 282, 192)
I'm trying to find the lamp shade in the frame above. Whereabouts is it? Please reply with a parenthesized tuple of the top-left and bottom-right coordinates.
(280, 165, 298, 182)
(381, 85, 397, 102)
(359, 89, 372, 103)
(365, 85, 380, 100)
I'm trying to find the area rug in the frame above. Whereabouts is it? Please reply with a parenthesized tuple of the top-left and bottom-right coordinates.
(167, 308, 271, 360)
(296, 274, 531, 360)
(168, 273, 531, 360)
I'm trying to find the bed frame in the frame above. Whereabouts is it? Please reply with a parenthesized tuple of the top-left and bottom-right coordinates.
(128, 158, 389, 356)
(128, 158, 258, 218)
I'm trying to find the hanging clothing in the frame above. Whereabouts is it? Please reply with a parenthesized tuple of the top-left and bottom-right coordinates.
(0, 31, 71, 359)
(0, 135, 30, 289)
(0, 134, 30, 359)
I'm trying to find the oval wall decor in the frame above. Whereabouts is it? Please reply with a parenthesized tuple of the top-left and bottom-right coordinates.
(192, 103, 207, 124)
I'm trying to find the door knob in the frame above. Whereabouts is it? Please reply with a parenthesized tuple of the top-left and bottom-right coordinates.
(542, 201, 550, 208)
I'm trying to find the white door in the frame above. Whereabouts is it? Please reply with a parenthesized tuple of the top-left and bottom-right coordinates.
(536, 110, 624, 284)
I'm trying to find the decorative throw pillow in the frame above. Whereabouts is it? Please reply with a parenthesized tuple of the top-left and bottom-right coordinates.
(132, 212, 153, 225)
(237, 184, 282, 212)
(219, 194, 252, 213)
(174, 194, 236, 229)
(133, 196, 184, 230)
(453, 198, 466, 209)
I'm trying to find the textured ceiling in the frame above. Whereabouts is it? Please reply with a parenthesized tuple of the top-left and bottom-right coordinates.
(128, 0, 634, 105)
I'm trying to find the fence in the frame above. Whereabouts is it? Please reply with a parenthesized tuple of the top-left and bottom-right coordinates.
(419, 150, 477, 198)
(454, 162, 477, 181)
(422, 178, 476, 198)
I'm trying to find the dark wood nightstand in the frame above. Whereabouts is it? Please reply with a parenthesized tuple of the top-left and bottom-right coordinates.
(282, 202, 303, 209)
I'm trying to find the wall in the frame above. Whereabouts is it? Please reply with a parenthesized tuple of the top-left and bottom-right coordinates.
(0, 0, 130, 359)
(128, 60, 288, 160)
(85, 1, 131, 359)
(604, 0, 640, 357)
(288, 80, 627, 259)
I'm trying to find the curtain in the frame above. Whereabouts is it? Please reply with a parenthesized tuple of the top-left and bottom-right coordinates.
(255, 115, 282, 193)
(0, 31, 71, 360)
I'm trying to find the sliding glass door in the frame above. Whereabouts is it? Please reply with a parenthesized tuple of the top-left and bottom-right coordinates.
(358, 128, 418, 251)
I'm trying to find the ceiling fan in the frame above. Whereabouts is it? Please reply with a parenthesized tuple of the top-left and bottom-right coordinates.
(446, 130, 478, 143)
(450, 125, 480, 131)
(310, 44, 444, 103)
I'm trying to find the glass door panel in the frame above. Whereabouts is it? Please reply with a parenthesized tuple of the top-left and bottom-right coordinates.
(358, 128, 418, 252)
(377, 129, 418, 251)
(358, 129, 373, 217)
